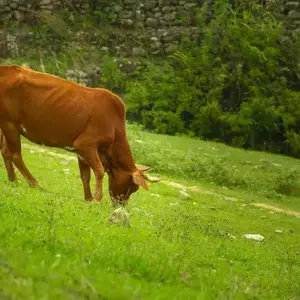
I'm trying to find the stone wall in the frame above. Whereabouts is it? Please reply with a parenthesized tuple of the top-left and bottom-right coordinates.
(0, 0, 199, 57)
(267, 0, 300, 35)
(0, 0, 299, 60)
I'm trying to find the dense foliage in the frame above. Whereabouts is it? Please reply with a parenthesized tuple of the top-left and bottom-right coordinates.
(124, 1, 300, 158)
(2, 0, 299, 158)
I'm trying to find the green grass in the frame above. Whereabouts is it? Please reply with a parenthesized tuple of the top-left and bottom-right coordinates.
(1, 125, 300, 299)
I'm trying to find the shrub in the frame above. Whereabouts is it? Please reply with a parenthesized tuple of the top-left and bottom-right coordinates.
(125, 0, 300, 158)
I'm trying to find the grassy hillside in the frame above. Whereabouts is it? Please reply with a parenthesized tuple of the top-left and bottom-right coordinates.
(0, 125, 299, 299)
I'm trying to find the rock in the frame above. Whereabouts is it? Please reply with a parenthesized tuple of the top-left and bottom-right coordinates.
(162, 6, 174, 13)
(39, 0, 51, 5)
(63, 168, 71, 175)
(113, 4, 123, 13)
(143, 1, 157, 10)
(291, 28, 300, 35)
(180, 271, 191, 282)
(100, 46, 109, 52)
(286, 2, 299, 10)
(164, 13, 176, 22)
(121, 19, 134, 27)
(14, 10, 24, 21)
(164, 44, 178, 55)
(119, 10, 133, 19)
(150, 41, 162, 50)
(150, 193, 160, 198)
(18, 6, 27, 12)
(159, 19, 168, 26)
(162, 35, 175, 43)
(151, 49, 163, 55)
(179, 190, 190, 199)
(150, 36, 159, 42)
(146, 17, 158, 27)
(243, 234, 264, 242)
(227, 233, 237, 240)
(132, 47, 148, 57)
(288, 10, 300, 19)
(0, 0, 8, 7)
(40, 5, 53, 10)
(108, 207, 130, 227)
(119, 61, 136, 73)
(272, 12, 287, 21)
(135, 9, 142, 18)
(39, 9, 52, 15)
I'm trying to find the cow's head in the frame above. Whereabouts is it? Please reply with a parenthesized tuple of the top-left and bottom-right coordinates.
(108, 164, 160, 205)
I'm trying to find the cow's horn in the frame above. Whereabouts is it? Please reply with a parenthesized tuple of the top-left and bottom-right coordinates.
(136, 163, 151, 172)
(143, 174, 161, 183)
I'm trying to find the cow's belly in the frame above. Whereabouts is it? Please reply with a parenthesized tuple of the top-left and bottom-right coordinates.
(21, 93, 91, 148)
(21, 114, 88, 148)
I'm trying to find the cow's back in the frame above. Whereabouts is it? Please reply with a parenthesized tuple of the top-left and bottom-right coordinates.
(20, 68, 90, 146)
(0, 65, 124, 149)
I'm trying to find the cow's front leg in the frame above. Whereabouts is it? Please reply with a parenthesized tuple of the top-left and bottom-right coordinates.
(77, 156, 93, 201)
(74, 143, 105, 202)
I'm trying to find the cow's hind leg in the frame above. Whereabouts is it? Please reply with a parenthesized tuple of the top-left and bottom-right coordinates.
(1, 131, 16, 181)
(1, 151, 16, 182)
(1, 123, 40, 188)
(77, 156, 93, 201)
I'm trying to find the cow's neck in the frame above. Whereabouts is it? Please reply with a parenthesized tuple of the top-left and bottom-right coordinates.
(111, 129, 136, 173)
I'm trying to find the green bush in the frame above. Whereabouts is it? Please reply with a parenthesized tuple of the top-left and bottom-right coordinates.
(99, 55, 126, 93)
(126, 123, 300, 197)
(125, 0, 300, 158)
(275, 169, 300, 197)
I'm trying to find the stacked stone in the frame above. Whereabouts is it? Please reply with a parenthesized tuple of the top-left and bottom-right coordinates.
(0, 0, 60, 21)
(103, 0, 199, 56)
(266, 0, 300, 35)
(66, 69, 90, 86)
(0, 31, 19, 57)
(61, 0, 90, 14)
(0, 0, 199, 56)
(286, 1, 300, 35)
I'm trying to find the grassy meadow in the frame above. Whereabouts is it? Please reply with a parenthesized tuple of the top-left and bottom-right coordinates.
(0, 124, 300, 299)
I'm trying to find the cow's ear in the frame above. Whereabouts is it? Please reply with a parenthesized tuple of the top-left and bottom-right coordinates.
(132, 172, 149, 190)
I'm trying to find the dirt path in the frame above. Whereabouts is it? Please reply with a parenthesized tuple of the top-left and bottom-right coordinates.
(161, 180, 300, 217)
(22, 142, 300, 218)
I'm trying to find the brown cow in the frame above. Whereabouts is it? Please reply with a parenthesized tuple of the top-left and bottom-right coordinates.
(0, 65, 159, 203)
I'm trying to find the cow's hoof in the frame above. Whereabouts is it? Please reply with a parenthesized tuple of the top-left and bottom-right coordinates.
(30, 182, 42, 189)
(90, 199, 101, 204)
